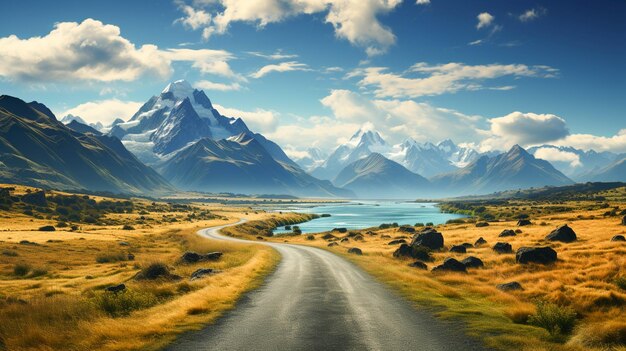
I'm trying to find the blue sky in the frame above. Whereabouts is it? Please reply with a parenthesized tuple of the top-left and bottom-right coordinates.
(0, 0, 624, 156)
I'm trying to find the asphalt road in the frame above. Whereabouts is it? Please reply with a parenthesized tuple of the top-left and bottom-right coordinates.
(165, 221, 488, 351)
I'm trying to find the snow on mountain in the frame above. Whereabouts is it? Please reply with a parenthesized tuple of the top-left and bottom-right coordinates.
(293, 147, 328, 171)
(527, 145, 622, 181)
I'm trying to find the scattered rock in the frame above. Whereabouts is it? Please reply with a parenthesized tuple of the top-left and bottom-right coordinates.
(256, 236, 265, 240)
(135, 263, 180, 281)
(461, 243, 473, 248)
(497, 282, 523, 291)
(353, 234, 365, 241)
(340, 238, 350, 243)
(388, 239, 407, 245)
(611, 235, 626, 242)
(127, 253, 135, 261)
(347, 247, 362, 255)
(118, 241, 130, 246)
(105, 284, 126, 293)
(461, 256, 484, 268)
(622, 216, 626, 225)
(545, 224, 577, 242)
(333, 227, 348, 233)
(393, 244, 432, 261)
(19, 240, 38, 246)
(408, 261, 428, 270)
(410, 227, 444, 250)
(449, 245, 467, 253)
(181, 251, 223, 263)
(328, 242, 338, 247)
(475, 222, 489, 227)
(381, 234, 391, 239)
(516, 246, 557, 264)
(38, 225, 55, 232)
(474, 237, 487, 247)
(190, 268, 218, 280)
(498, 229, 516, 237)
(21, 190, 47, 207)
(517, 219, 532, 226)
(322, 233, 337, 240)
(204, 252, 223, 260)
(493, 242, 513, 254)
(432, 258, 466, 273)
(398, 226, 416, 233)
(122, 225, 135, 230)
(515, 229, 522, 234)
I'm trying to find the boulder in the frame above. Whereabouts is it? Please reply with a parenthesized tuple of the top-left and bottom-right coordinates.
(353, 234, 365, 241)
(204, 252, 223, 260)
(118, 241, 130, 246)
(516, 246, 557, 264)
(611, 235, 626, 242)
(105, 283, 126, 293)
(190, 268, 217, 280)
(461, 256, 484, 268)
(328, 242, 338, 247)
(340, 238, 350, 243)
(410, 227, 444, 250)
(333, 227, 348, 233)
(461, 243, 473, 249)
(38, 225, 55, 232)
(517, 219, 532, 226)
(388, 239, 407, 245)
(432, 258, 466, 273)
(475, 222, 489, 227)
(127, 253, 135, 261)
(322, 233, 337, 240)
(493, 242, 513, 254)
(347, 247, 362, 255)
(181, 251, 222, 263)
(381, 234, 391, 239)
(496, 282, 523, 291)
(498, 229, 516, 237)
(474, 237, 487, 247)
(398, 226, 416, 233)
(393, 244, 433, 261)
(545, 224, 577, 242)
(408, 261, 428, 270)
(449, 245, 467, 253)
(21, 190, 47, 207)
(622, 216, 626, 225)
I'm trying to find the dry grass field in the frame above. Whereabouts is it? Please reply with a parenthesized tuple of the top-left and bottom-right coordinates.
(0, 184, 281, 351)
(231, 191, 626, 351)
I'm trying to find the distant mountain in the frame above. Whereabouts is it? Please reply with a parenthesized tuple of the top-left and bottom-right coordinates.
(431, 145, 574, 195)
(333, 153, 430, 199)
(0, 95, 172, 195)
(528, 145, 621, 181)
(387, 140, 458, 178)
(66, 120, 102, 135)
(157, 132, 352, 197)
(293, 147, 327, 171)
(61, 114, 103, 131)
(591, 157, 626, 182)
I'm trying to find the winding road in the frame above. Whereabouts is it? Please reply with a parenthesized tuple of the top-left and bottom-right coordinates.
(165, 220, 488, 351)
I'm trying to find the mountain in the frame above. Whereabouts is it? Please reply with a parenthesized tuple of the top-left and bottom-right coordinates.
(61, 114, 103, 131)
(591, 157, 626, 182)
(333, 153, 430, 199)
(293, 147, 327, 171)
(157, 132, 352, 197)
(431, 145, 574, 195)
(528, 145, 622, 181)
(0, 95, 172, 195)
(387, 140, 457, 177)
(66, 120, 102, 135)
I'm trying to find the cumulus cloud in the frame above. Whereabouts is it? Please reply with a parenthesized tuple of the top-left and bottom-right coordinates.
(0, 19, 241, 85)
(554, 130, 626, 154)
(60, 99, 142, 125)
(195, 80, 242, 91)
(534, 147, 581, 168)
(476, 12, 494, 29)
(213, 104, 279, 133)
(176, 0, 402, 55)
(519, 7, 547, 22)
(479, 112, 570, 151)
(250, 61, 311, 79)
(175, 5, 212, 30)
(348, 62, 558, 98)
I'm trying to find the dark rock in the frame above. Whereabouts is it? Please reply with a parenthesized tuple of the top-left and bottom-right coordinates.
(410, 227, 444, 250)
(322, 233, 337, 240)
(449, 245, 467, 253)
(21, 190, 47, 207)
(347, 247, 362, 255)
(181, 251, 202, 263)
(408, 261, 428, 270)
(381, 234, 391, 239)
(204, 252, 223, 260)
(474, 237, 487, 247)
(340, 238, 350, 243)
(499, 229, 516, 237)
(497, 282, 523, 291)
(545, 224, 577, 242)
(105, 283, 126, 293)
(353, 234, 364, 241)
(190, 268, 218, 280)
(461, 243, 473, 248)
(517, 219, 532, 226)
(38, 225, 55, 232)
(611, 235, 626, 242)
(475, 222, 489, 227)
(328, 242, 338, 247)
(388, 239, 407, 245)
(398, 226, 416, 233)
(432, 258, 466, 272)
(461, 256, 484, 268)
(119, 241, 130, 246)
(127, 253, 135, 261)
(135, 263, 179, 281)
(516, 246, 557, 264)
(19, 240, 38, 246)
(256, 236, 265, 240)
(284, 225, 292, 230)
(393, 244, 432, 261)
(493, 242, 513, 253)
(333, 227, 348, 233)
(622, 216, 626, 225)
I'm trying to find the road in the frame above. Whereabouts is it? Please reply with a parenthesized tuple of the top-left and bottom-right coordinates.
(165, 220, 488, 351)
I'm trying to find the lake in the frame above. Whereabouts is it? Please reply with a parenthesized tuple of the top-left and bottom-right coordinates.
(270, 200, 466, 234)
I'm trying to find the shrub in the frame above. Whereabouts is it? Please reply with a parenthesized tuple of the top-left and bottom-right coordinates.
(30, 267, 48, 278)
(306, 235, 315, 240)
(38, 225, 55, 231)
(135, 262, 171, 280)
(528, 300, 577, 336)
(56, 221, 68, 228)
(96, 252, 127, 263)
(615, 276, 626, 290)
(425, 222, 434, 226)
(446, 218, 465, 224)
(13, 263, 31, 276)
(414, 222, 424, 227)
(91, 289, 157, 317)
(2, 250, 18, 257)
(122, 225, 135, 230)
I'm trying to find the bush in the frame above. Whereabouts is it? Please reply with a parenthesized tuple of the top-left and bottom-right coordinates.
(425, 222, 434, 226)
(122, 225, 135, 230)
(306, 235, 315, 240)
(414, 222, 424, 227)
(30, 267, 48, 277)
(615, 276, 626, 290)
(13, 263, 31, 276)
(96, 252, 127, 263)
(91, 289, 158, 317)
(38, 225, 55, 231)
(528, 300, 577, 336)
(135, 262, 171, 280)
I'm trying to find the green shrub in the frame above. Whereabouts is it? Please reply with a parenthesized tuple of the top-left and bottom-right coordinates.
(2, 250, 18, 257)
(135, 262, 171, 280)
(96, 252, 127, 263)
(425, 222, 434, 226)
(414, 222, 424, 227)
(13, 263, 31, 276)
(306, 235, 315, 240)
(30, 267, 48, 278)
(528, 300, 577, 336)
(91, 289, 158, 317)
(122, 225, 135, 230)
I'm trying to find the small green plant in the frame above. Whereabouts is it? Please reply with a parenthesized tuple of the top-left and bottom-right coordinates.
(91, 289, 158, 317)
(528, 300, 577, 336)
(13, 263, 31, 276)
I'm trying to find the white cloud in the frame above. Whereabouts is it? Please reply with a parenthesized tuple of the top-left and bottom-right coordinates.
(534, 147, 581, 168)
(195, 80, 242, 91)
(0, 19, 242, 85)
(177, 0, 402, 55)
(416, 0, 430, 4)
(213, 104, 279, 133)
(246, 51, 298, 60)
(59, 99, 142, 125)
(476, 12, 494, 29)
(519, 7, 547, 22)
(175, 5, 212, 30)
(480, 112, 570, 151)
(554, 130, 626, 154)
(349, 62, 558, 98)
(468, 39, 484, 46)
(250, 61, 311, 79)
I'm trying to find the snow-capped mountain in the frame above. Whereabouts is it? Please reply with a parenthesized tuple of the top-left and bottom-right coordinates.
(291, 147, 327, 171)
(60, 114, 103, 131)
(528, 145, 623, 181)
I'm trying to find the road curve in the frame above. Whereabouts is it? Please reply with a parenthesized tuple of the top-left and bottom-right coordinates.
(165, 220, 488, 351)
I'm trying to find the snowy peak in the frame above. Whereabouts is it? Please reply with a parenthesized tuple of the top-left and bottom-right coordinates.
(349, 128, 386, 148)
(61, 114, 87, 125)
(161, 79, 195, 100)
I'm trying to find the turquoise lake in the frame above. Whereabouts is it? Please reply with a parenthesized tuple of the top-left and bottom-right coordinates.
(270, 201, 466, 234)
